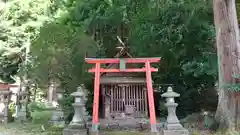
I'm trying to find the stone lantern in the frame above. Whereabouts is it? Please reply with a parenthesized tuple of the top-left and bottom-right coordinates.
(18, 80, 28, 122)
(63, 85, 87, 135)
(57, 88, 63, 100)
(161, 86, 189, 135)
(49, 87, 65, 126)
(79, 84, 90, 123)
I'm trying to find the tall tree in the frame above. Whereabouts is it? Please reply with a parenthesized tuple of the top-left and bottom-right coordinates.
(0, 0, 56, 83)
(62, 0, 217, 116)
(213, 0, 240, 129)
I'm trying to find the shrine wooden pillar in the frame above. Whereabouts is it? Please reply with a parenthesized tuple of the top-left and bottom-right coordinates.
(92, 63, 100, 131)
(145, 61, 157, 132)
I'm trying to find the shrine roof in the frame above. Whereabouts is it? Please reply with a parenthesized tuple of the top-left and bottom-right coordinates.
(100, 47, 136, 76)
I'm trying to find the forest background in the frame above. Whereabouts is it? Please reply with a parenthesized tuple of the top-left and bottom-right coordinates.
(0, 0, 240, 130)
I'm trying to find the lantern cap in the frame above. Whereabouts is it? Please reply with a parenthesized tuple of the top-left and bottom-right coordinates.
(71, 85, 85, 97)
(161, 86, 180, 98)
(78, 84, 86, 89)
(71, 90, 84, 97)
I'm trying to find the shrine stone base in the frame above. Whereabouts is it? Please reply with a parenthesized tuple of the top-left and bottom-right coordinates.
(163, 129, 189, 135)
(63, 127, 88, 135)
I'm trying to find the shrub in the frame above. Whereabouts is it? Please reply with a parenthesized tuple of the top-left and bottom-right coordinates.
(27, 101, 53, 124)
(8, 102, 15, 122)
(9, 102, 16, 114)
(28, 102, 46, 112)
(59, 95, 74, 124)
(30, 110, 52, 124)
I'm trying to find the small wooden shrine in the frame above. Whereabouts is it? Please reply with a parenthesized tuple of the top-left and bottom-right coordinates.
(85, 43, 161, 133)
(100, 48, 148, 119)
(0, 80, 9, 90)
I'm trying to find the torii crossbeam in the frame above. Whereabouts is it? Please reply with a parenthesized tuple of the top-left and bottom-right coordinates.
(85, 57, 161, 133)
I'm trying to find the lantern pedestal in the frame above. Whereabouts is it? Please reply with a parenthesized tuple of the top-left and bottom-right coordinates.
(49, 87, 65, 127)
(18, 101, 27, 121)
(17, 91, 28, 122)
(63, 103, 88, 135)
(63, 86, 88, 135)
(161, 87, 189, 135)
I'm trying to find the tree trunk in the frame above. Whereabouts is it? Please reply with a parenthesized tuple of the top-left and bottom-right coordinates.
(213, 0, 240, 129)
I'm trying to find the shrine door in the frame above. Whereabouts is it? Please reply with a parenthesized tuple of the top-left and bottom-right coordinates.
(101, 84, 148, 118)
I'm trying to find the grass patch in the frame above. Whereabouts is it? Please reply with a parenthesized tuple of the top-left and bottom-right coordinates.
(0, 122, 63, 135)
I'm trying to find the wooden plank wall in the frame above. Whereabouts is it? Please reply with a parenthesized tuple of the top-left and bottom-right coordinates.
(102, 84, 148, 118)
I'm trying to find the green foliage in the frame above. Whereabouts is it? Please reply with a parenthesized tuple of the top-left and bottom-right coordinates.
(158, 101, 168, 116)
(1, 0, 219, 119)
(58, 94, 74, 123)
(59, 94, 74, 111)
(25, 0, 218, 117)
(9, 102, 16, 114)
(46, 126, 64, 135)
(28, 101, 47, 112)
(0, 21, 24, 83)
(236, 1, 240, 23)
(0, 122, 64, 135)
(8, 102, 15, 122)
(224, 74, 240, 92)
(30, 110, 52, 124)
(29, 23, 97, 120)
(28, 102, 52, 124)
(62, 0, 217, 116)
(225, 84, 240, 91)
(0, 0, 56, 82)
(204, 115, 215, 129)
(30, 23, 97, 86)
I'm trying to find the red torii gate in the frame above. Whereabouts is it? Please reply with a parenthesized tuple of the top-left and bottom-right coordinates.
(85, 57, 161, 133)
